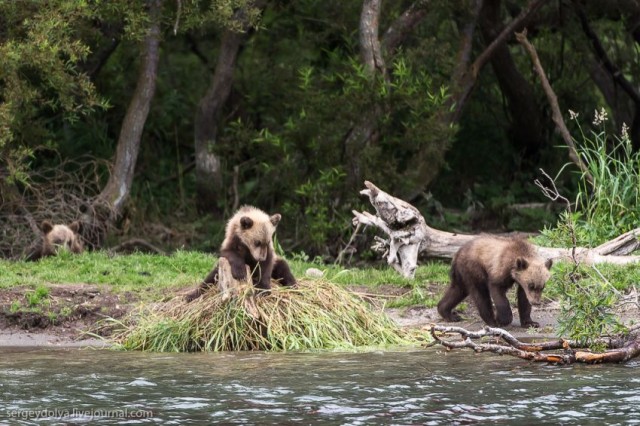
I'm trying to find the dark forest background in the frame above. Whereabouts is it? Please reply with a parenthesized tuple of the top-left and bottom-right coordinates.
(1, 0, 639, 260)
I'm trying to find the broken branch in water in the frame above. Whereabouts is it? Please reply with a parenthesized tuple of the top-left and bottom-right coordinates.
(430, 325, 640, 364)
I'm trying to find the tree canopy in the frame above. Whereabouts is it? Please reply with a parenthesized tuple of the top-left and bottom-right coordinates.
(2, 0, 640, 258)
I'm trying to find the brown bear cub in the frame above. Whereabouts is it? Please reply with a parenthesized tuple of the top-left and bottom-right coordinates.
(437, 236, 552, 328)
(185, 205, 297, 302)
(26, 220, 84, 261)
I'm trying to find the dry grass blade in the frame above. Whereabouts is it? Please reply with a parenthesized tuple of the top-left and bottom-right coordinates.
(111, 279, 413, 352)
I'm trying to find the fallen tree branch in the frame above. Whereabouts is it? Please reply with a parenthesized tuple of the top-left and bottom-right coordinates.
(430, 324, 640, 364)
(352, 181, 640, 278)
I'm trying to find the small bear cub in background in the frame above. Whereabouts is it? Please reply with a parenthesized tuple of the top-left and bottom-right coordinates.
(26, 220, 84, 261)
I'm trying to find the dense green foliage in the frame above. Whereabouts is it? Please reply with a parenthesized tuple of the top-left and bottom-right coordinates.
(536, 125, 640, 348)
(0, 0, 105, 184)
(3, 1, 640, 260)
(574, 120, 640, 244)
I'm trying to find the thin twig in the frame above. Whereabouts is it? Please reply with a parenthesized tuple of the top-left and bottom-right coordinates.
(534, 168, 579, 268)
(173, 0, 182, 35)
(335, 223, 362, 265)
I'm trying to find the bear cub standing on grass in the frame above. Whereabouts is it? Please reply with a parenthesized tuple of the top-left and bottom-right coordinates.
(185, 205, 297, 302)
(26, 220, 84, 261)
(437, 236, 552, 328)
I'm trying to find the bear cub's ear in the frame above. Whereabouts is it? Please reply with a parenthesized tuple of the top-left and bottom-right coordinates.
(240, 216, 254, 229)
(545, 258, 553, 270)
(41, 220, 54, 234)
(516, 258, 529, 270)
(270, 213, 281, 227)
(69, 221, 82, 234)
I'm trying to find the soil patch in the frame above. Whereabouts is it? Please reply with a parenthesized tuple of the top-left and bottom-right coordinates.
(0, 284, 136, 346)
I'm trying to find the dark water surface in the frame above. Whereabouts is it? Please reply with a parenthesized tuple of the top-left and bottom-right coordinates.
(0, 346, 639, 425)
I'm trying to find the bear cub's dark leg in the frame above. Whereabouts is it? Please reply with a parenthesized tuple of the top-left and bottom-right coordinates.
(489, 286, 513, 326)
(272, 258, 296, 287)
(437, 277, 468, 322)
(184, 266, 219, 302)
(517, 286, 539, 328)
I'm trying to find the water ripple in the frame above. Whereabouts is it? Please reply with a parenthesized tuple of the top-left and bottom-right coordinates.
(0, 348, 638, 424)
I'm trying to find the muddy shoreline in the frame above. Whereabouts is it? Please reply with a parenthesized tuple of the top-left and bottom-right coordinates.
(0, 283, 635, 348)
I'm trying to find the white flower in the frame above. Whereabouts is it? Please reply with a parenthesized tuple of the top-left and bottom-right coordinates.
(568, 109, 579, 120)
(593, 107, 608, 126)
(622, 122, 630, 141)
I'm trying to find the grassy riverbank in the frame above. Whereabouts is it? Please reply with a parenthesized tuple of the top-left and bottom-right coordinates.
(0, 251, 451, 306)
(1, 251, 639, 347)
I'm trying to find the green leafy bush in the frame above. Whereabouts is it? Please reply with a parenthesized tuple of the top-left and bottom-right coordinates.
(546, 262, 627, 349)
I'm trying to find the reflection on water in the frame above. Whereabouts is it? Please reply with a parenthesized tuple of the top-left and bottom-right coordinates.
(0, 346, 638, 425)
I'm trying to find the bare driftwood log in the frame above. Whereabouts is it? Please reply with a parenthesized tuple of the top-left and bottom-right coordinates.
(430, 325, 640, 364)
(352, 181, 640, 278)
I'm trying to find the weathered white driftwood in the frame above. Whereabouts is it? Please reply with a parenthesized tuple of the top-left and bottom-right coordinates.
(352, 181, 640, 278)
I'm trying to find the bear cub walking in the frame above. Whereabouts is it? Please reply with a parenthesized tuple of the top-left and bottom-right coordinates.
(437, 236, 552, 328)
(185, 205, 296, 302)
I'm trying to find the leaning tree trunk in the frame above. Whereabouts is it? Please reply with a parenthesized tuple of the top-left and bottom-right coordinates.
(443, 0, 546, 125)
(91, 0, 162, 245)
(352, 181, 640, 278)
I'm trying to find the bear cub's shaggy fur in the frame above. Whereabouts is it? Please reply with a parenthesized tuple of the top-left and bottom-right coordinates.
(26, 220, 84, 261)
(437, 236, 552, 328)
(185, 206, 296, 302)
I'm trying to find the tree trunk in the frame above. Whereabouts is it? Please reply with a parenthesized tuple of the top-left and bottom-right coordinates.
(515, 30, 592, 182)
(91, 0, 162, 245)
(479, 0, 546, 163)
(343, 0, 385, 192)
(572, 0, 640, 150)
(344, 0, 430, 193)
(352, 181, 640, 278)
(194, 3, 263, 214)
(444, 0, 546, 124)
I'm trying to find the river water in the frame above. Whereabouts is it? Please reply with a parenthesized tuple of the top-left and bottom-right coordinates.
(0, 346, 638, 425)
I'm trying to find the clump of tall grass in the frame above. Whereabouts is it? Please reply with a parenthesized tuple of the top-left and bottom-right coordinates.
(111, 279, 413, 352)
(540, 108, 640, 247)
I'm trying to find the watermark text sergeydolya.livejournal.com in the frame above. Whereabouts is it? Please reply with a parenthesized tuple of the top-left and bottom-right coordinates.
(6, 408, 154, 420)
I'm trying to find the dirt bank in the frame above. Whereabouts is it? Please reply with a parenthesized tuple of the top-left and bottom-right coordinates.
(0, 284, 136, 348)
(0, 283, 636, 348)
